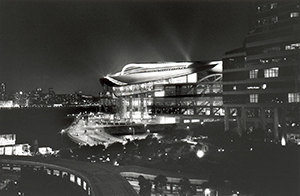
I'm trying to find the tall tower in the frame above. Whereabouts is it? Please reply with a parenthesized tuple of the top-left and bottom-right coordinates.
(223, 1, 300, 141)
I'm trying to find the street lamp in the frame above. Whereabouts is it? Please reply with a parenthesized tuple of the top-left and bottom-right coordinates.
(204, 188, 211, 196)
(196, 149, 205, 158)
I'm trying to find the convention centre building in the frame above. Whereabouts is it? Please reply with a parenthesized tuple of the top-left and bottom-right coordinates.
(99, 1, 299, 143)
(100, 61, 223, 127)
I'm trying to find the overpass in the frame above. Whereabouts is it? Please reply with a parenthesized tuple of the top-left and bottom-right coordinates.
(0, 156, 138, 196)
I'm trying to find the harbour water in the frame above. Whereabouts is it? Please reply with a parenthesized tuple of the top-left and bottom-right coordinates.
(0, 107, 98, 150)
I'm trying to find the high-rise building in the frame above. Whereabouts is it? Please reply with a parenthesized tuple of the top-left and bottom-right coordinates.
(223, 1, 300, 142)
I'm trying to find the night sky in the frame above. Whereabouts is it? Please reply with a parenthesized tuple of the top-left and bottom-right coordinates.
(0, 0, 254, 96)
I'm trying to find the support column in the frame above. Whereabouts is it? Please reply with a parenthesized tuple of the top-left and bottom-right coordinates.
(129, 96, 133, 121)
(117, 97, 126, 120)
(224, 107, 230, 131)
(140, 94, 144, 120)
(241, 107, 247, 132)
(237, 117, 242, 136)
(261, 107, 266, 130)
(273, 108, 279, 140)
(280, 107, 287, 142)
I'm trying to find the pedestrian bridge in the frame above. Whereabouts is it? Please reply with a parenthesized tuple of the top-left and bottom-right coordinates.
(0, 157, 138, 196)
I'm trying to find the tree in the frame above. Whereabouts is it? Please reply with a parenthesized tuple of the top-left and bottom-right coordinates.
(30, 139, 39, 155)
(138, 175, 152, 196)
(154, 174, 167, 195)
(179, 177, 194, 196)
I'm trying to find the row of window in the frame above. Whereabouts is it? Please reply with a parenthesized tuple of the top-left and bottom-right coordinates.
(257, 3, 277, 13)
(113, 73, 200, 96)
(249, 93, 300, 103)
(286, 43, 300, 50)
(291, 12, 300, 18)
(263, 46, 281, 53)
(123, 65, 188, 75)
(288, 93, 300, 103)
(264, 67, 279, 78)
(256, 16, 278, 26)
(249, 67, 279, 79)
(256, 12, 299, 27)
(260, 43, 300, 54)
(245, 56, 297, 67)
(246, 58, 281, 67)
(244, 43, 300, 62)
(263, 43, 300, 53)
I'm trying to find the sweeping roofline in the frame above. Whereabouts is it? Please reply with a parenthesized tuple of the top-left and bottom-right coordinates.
(100, 61, 222, 86)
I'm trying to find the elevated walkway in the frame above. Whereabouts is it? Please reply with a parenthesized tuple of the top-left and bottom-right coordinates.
(0, 157, 138, 196)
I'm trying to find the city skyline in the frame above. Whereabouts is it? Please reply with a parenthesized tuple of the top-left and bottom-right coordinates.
(0, 0, 253, 95)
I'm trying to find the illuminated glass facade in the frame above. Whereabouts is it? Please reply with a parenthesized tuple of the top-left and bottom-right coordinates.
(223, 1, 300, 141)
(100, 61, 223, 124)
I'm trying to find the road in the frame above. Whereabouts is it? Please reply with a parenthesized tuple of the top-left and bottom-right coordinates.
(66, 118, 124, 147)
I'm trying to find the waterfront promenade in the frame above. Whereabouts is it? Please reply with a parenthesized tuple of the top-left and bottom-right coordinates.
(65, 114, 151, 147)
(66, 116, 124, 146)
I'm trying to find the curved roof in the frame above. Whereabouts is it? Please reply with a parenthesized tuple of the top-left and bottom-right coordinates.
(100, 61, 222, 86)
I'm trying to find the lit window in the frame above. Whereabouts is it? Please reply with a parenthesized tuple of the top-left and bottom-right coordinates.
(250, 94, 258, 103)
(288, 93, 300, 103)
(272, 58, 281, 63)
(187, 73, 197, 83)
(257, 6, 261, 13)
(260, 59, 269, 64)
(264, 67, 279, 78)
(262, 18, 268, 25)
(184, 109, 194, 115)
(154, 91, 165, 97)
(171, 76, 187, 84)
(247, 86, 259, 90)
(270, 16, 278, 23)
(70, 174, 75, 183)
(249, 69, 259, 79)
(270, 3, 277, 9)
(83, 181, 87, 190)
(256, 20, 261, 26)
(77, 177, 82, 186)
(290, 12, 299, 18)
